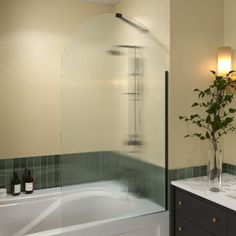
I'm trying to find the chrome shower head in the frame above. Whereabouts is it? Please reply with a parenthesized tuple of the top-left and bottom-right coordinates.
(106, 46, 124, 56)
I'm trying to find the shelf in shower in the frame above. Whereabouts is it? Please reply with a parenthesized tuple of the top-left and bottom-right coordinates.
(122, 92, 140, 95)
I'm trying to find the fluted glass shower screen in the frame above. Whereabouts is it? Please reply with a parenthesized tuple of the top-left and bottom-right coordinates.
(60, 13, 169, 227)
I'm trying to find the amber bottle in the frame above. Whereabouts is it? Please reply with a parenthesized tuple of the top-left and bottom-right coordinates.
(25, 170, 34, 194)
(11, 170, 21, 196)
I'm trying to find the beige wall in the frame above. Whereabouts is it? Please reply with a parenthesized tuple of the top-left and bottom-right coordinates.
(114, 0, 170, 52)
(224, 0, 236, 165)
(1, 0, 229, 170)
(0, 0, 170, 164)
(61, 0, 170, 167)
(169, 0, 224, 169)
(114, 0, 170, 167)
(0, 0, 112, 159)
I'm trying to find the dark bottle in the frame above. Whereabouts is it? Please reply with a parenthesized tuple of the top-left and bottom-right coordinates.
(25, 170, 34, 194)
(11, 170, 21, 196)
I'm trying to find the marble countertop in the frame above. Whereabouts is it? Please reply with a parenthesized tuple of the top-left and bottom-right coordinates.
(172, 173, 236, 211)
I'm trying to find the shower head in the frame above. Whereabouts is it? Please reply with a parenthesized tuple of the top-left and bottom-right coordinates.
(106, 45, 143, 56)
(106, 46, 124, 56)
(115, 13, 149, 33)
(106, 49, 123, 56)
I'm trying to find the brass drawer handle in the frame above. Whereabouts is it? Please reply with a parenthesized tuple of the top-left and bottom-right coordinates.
(178, 226, 183, 232)
(178, 201, 183, 206)
(212, 217, 218, 223)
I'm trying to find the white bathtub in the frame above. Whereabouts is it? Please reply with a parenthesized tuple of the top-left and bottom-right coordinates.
(0, 181, 169, 236)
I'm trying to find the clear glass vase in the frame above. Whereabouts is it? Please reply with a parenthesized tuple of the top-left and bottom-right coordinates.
(207, 142, 222, 192)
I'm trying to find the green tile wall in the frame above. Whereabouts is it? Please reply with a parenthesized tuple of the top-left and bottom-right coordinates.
(61, 152, 101, 186)
(0, 152, 166, 208)
(169, 165, 207, 182)
(222, 163, 236, 175)
(168, 163, 236, 183)
(1, 151, 235, 208)
(61, 151, 166, 207)
(100, 152, 166, 206)
(0, 155, 60, 193)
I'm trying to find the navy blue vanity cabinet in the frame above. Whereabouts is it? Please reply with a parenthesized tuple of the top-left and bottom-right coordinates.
(175, 216, 214, 236)
(228, 213, 236, 236)
(171, 186, 229, 236)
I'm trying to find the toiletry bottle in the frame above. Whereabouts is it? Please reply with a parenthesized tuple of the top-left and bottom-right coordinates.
(11, 170, 21, 196)
(25, 170, 34, 194)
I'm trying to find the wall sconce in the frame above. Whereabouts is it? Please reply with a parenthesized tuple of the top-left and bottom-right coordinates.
(217, 47, 232, 76)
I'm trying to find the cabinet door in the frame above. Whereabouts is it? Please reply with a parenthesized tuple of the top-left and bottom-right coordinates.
(175, 189, 227, 235)
(175, 216, 214, 236)
(228, 213, 236, 236)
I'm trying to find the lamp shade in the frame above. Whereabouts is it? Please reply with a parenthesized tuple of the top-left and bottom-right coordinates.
(217, 47, 232, 76)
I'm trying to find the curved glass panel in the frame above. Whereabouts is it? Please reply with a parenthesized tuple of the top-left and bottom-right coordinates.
(60, 13, 168, 228)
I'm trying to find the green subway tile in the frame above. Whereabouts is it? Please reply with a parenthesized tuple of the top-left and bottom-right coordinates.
(193, 166, 200, 177)
(177, 168, 185, 180)
(13, 158, 20, 170)
(233, 165, 236, 172)
(41, 157, 48, 188)
(27, 157, 34, 169)
(225, 163, 229, 171)
(54, 155, 60, 187)
(169, 170, 177, 181)
(20, 158, 26, 169)
(41, 157, 47, 166)
(5, 159, 13, 170)
(5, 170, 12, 193)
(0, 175, 5, 188)
(222, 163, 227, 169)
(0, 160, 5, 170)
(200, 166, 207, 176)
(47, 156, 54, 188)
(54, 155, 60, 166)
(185, 167, 193, 179)
(34, 157, 41, 189)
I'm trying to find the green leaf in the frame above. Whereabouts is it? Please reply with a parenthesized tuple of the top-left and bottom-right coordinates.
(206, 115, 211, 124)
(226, 117, 233, 123)
(229, 108, 236, 113)
(224, 94, 233, 102)
(210, 70, 216, 75)
(228, 70, 235, 75)
(216, 76, 223, 81)
(206, 132, 210, 139)
(179, 116, 184, 120)
(184, 135, 190, 138)
(199, 91, 205, 98)
(206, 107, 214, 114)
(193, 88, 200, 92)
(191, 103, 199, 107)
(190, 114, 199, 119)
(204, 88, 211, 95)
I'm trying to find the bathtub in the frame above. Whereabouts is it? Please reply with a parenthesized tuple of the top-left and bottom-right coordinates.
(0, 181, 169, 236)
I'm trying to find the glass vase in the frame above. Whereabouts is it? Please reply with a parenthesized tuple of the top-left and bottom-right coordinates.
(207, 142, 222, 192)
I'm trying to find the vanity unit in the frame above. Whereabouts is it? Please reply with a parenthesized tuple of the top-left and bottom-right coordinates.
(171, 174, 236, 236)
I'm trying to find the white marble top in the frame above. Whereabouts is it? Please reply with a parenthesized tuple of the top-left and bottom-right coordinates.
(172, 173, 236, 212)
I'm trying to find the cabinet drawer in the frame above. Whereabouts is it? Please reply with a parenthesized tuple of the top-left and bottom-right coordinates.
(175, 189, 227, 235)
(228, 213, 236, 236)
(175, 215, 214, 236)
